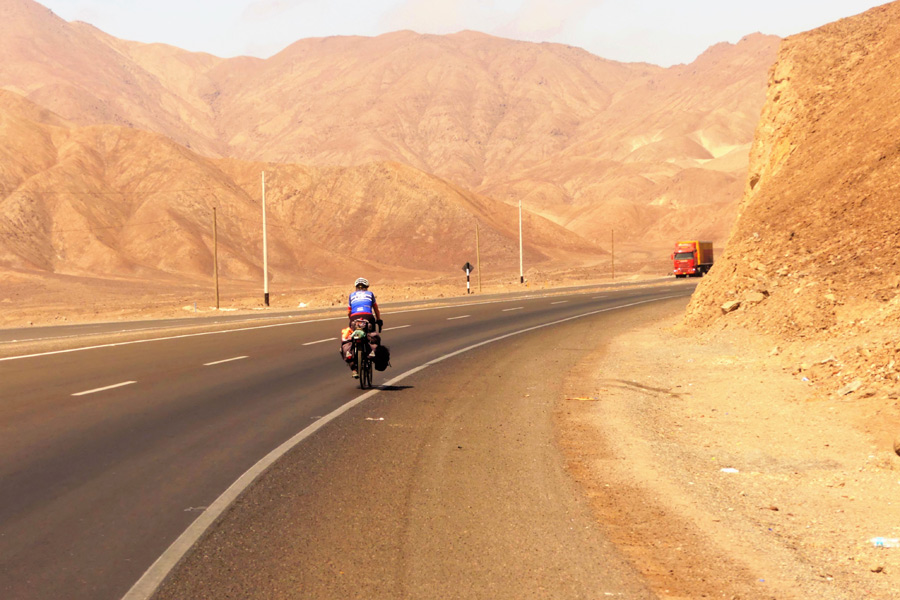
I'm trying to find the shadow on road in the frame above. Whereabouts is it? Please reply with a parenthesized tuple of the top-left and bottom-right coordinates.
(376, 384, 414, 392)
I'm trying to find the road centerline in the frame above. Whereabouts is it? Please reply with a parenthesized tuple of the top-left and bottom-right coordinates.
(503, 307, 524, 312)
(447, 315, 471, 321)
(72, 381, 137, 397)
(203, 356, 249, 366)
(302, 338, 337, 346)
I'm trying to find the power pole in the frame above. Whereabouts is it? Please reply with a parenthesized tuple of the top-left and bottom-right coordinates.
(611, 229, 615, 282)
(262, 171, 269, 307)
(518, 197, 524, 284)
(475, 221, 482, 294)
(213, 207, 220, 310)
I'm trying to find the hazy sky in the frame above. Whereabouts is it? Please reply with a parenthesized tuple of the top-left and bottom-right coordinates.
(41, 0, 888, 66)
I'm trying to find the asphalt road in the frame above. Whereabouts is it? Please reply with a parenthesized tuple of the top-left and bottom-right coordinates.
(0, 281, 694, 600)
(0, 278, 674, 347)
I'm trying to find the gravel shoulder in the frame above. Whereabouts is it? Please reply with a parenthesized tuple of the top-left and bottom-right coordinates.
(558, 313, 900, 599)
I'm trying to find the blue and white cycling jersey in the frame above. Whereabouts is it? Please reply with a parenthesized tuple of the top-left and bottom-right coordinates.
(349, 290, 377, 316)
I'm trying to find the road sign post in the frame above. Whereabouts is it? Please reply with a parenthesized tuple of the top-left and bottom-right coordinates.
(462, 262, 473, 294)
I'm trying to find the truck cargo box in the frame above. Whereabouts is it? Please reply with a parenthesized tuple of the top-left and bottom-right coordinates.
(673, 240, 714, 277)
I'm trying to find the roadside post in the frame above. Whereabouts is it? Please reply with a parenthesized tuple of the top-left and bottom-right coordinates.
(475, 222, 482, 293)
(262, 171, 269, 307)
(213, 207, 219, 310)
(463, 262, 473, 294)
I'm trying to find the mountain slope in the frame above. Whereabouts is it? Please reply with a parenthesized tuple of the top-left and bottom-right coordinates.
(0, 0, 221, 153)
(682, 2, 900, 390)
(0, 90, 598, 286)
(0, 0, 780, 253)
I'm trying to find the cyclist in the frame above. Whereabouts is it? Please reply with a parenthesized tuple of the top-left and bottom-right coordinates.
(342, 277, 383, 378)
(348, 277, 382, 328)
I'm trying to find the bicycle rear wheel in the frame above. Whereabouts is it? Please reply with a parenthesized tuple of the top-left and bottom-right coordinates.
(363, 355, 373, 388)
(357, 349, 367, 389)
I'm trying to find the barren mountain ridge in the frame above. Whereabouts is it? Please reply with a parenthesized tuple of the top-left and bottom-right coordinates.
(685, 1, 900, 399)
(0, 0, 783, 322)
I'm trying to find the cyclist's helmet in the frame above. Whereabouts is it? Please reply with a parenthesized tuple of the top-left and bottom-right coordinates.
(354, 277, 369, 288)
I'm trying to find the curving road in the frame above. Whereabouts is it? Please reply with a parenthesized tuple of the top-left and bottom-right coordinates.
(0, 281, 694, 600)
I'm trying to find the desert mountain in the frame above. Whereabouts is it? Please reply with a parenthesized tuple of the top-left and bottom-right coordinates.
(0, 0, 222, 154)
(0, 89, 594, 287)
(0, 0, 779, 254)
(683, 2, 900, 392)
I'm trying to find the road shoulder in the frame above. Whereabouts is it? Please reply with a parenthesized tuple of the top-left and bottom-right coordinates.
(557, 314, 900, 599)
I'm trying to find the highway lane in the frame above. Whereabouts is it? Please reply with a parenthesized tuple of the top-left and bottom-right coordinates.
(0, 278, 674, 346)
(0, 282, 694, 600)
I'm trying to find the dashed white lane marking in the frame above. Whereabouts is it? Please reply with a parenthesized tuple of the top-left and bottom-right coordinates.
(502, 307, 524, 312)
(203, 356, 248, 366)
(384, 325, 411, 331)
(302, 338, 337, 346)
(122, 293, 686, 600)
(551, 301, 568, 305)
(593, 296, 606, 299)
(447, 315, 471, 321)
(72, 381, 136, 397)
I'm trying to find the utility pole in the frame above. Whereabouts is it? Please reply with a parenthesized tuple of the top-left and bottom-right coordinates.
(475, 221, 482, 294)
(518, 197, 524, 284)
(262, 171, 269, 307)
(213, 207, 220, 310)
(611, 229, 615, 282)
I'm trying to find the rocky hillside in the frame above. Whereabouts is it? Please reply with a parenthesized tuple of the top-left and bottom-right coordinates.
(0, 90, 592, 286)
(0, 0, 780, 252)
(683, 2, 900, 396)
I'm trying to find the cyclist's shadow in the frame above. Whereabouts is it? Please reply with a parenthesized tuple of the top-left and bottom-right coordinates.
(374, 384, 413, 392)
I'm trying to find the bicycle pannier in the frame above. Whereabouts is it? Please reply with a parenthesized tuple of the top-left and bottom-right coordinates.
(373, 345, 391, 371)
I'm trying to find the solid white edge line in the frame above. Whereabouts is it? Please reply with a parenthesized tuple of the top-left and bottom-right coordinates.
(0, 300, 513, 355)
(2, 284, 676, 363)
(302, 338, 338, 346)
(203, 356, 249, 366)
(446, 315, 471, 320)
(9, 325, 176, 345)
(72, 381, 136, 397)
(0, 317, 342, 363)
(121, 293, 687, 600)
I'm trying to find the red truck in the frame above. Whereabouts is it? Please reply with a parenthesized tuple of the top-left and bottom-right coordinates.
(672, 240, 714, 277)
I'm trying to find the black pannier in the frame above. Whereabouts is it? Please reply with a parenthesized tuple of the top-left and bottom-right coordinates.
(373, 345, 391, 371)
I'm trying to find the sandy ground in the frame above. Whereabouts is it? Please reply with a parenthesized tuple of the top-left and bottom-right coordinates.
(559, 312, 900, 599)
